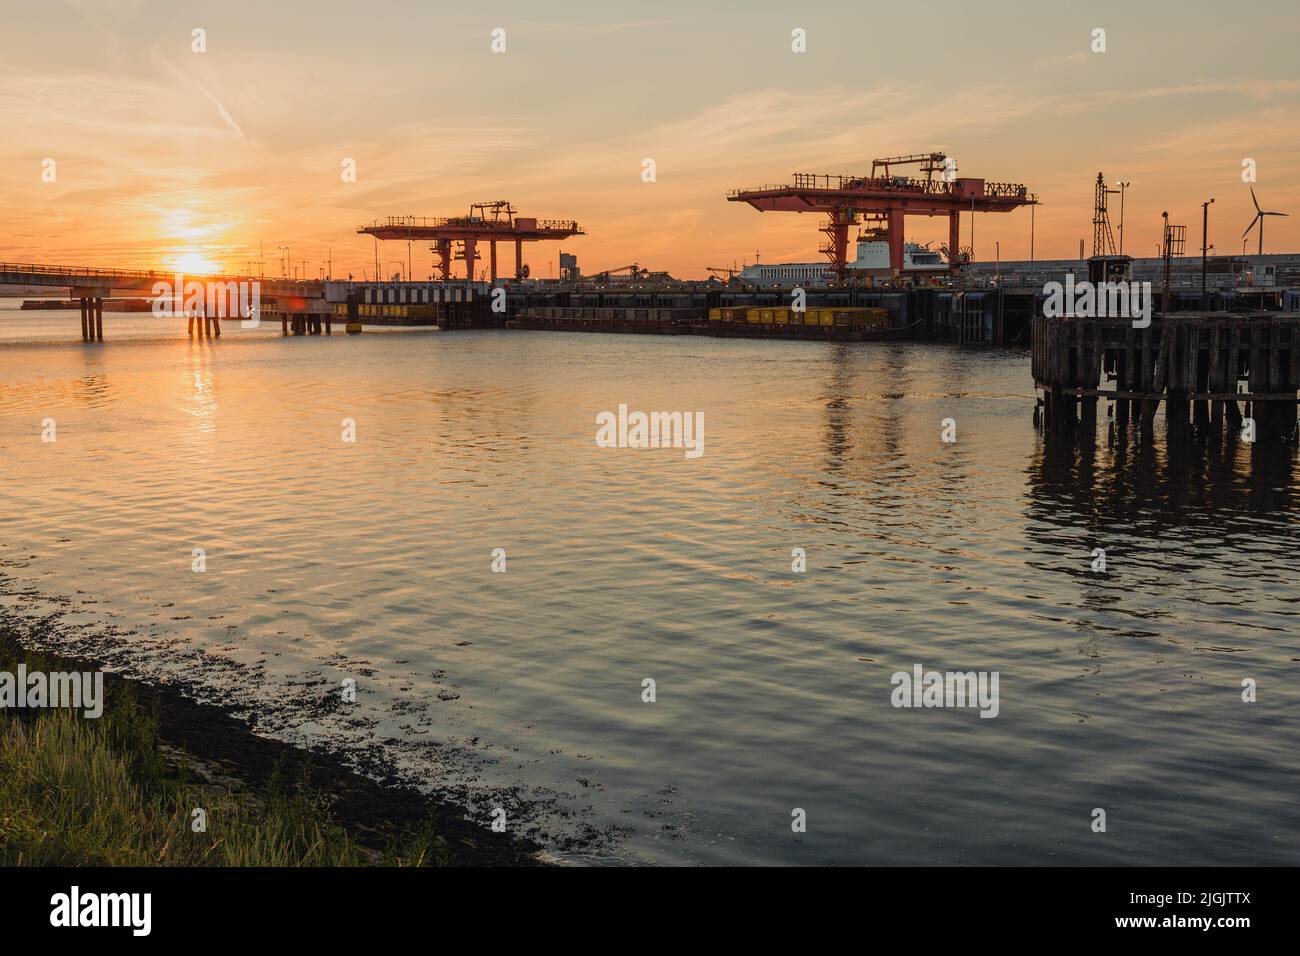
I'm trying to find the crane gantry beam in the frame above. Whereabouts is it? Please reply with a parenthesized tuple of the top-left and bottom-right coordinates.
(727, 154, 1037, 281)
(358, 203, 583, 282)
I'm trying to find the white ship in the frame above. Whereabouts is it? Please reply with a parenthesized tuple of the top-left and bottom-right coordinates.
(736, 228, 949, 284)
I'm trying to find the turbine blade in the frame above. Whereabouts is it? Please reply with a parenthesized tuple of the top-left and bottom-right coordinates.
(1242, 214, 1261, 238)
(1251, 187, 1261, 212)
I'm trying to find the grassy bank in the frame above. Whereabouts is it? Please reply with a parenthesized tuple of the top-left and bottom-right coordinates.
(0, 627, 540, 866)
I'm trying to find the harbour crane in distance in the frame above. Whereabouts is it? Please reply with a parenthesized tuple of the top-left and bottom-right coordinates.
(595, 263, 648, 281)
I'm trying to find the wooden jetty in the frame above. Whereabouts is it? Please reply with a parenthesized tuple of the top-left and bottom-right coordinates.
(1032, 312, 1300, 441)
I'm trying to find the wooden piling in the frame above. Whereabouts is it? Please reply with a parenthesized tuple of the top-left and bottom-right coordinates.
(1033, 311, 1299, 445)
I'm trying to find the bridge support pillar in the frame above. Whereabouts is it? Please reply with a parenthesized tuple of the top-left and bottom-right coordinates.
(79, 298, 89, 340)
(94, 297, 103, 340)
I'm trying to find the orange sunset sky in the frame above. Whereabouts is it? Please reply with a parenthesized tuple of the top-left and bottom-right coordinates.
(2, 0, 1298, 280)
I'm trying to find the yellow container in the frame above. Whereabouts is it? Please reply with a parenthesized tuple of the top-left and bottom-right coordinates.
(746, 308, 765, 324)
(773, 309, 789, 324)
(708, 308, 721, 322)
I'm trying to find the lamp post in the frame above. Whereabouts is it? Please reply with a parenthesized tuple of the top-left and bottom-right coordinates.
(1030, 202, 1035, 266)
(1201, 198, 1214, 311)
(1114, 181, 1130, 256)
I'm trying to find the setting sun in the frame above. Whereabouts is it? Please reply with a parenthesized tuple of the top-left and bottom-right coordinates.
(165, 251, 222, 275)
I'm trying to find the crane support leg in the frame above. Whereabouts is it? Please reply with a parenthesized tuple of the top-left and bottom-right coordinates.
(887, 208, 906, 276)
(436, 240, 452, 281)
(833, 222, 850, 281)
(463, 239, 477, 281)
(825, 212, 852, 282)
(490, 241, 497, 283)
(515, 240, 523, 281)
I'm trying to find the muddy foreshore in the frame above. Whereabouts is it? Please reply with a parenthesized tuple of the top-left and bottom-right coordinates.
(0, 578, 548, 866)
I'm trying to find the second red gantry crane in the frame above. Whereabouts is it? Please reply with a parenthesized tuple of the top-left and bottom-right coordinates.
(727, 152, 1036, 281)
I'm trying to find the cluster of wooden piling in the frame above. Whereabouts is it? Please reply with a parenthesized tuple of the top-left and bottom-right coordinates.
(277, 313, 332, 335)
(1032, 312, 1300, 441)
(187, 313, 221, 337)
(78, 297, 103, 341)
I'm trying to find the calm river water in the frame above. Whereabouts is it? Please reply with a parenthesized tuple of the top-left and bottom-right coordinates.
(1, 302, 1297, 865)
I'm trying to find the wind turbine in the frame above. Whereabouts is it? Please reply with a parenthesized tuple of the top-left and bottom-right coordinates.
(1242, 187, 1288, 256)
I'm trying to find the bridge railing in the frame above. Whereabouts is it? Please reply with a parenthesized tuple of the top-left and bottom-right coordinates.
(0, 263, 330, 290)
(0, 262, 175, 280)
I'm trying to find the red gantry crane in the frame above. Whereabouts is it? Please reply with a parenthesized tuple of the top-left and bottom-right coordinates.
(727, 152, 1036, 282)
(358, 201, 583, 282)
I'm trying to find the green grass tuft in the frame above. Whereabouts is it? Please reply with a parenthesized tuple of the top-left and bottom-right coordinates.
(0, 634, 451, 867)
